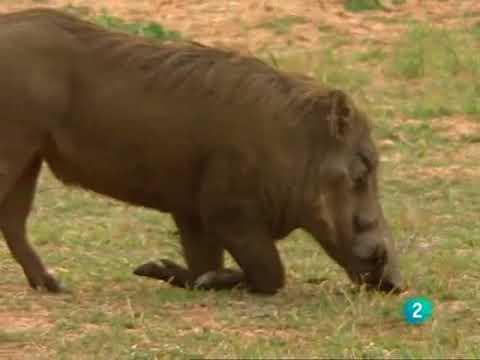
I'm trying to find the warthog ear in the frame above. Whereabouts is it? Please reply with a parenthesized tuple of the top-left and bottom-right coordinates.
(328, 90, 353, 139)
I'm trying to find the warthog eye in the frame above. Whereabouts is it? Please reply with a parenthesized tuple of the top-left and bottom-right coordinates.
(352, 168, 369, 192)
(352, 152, 372, 191)
(353, 173, 368, 190)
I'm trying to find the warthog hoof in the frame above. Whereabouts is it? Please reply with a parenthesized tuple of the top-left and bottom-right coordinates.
(194, 269, 245, 290)
(29, 273, 65, 293)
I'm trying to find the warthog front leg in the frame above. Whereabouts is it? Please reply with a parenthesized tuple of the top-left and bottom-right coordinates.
(133, 259, 195, 288)
(133, 260, 245, 290)
(133, 213, 245, 290)
(213, 222, 285, 294)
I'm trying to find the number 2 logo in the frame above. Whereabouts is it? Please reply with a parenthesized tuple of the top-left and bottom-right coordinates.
(403, 297, 433, 325)
(412, 302, 423, 319)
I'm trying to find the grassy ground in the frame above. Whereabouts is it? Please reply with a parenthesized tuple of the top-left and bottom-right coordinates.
(1, 5, 480, 359)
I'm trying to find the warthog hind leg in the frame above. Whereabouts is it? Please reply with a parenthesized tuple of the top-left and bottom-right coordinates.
(0, 154, 63, 293)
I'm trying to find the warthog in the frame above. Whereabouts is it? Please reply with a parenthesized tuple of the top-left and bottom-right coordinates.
(0, 9, 402, 294)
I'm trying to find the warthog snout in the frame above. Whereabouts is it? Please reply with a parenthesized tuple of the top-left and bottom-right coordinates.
(346, 231, 403, 293)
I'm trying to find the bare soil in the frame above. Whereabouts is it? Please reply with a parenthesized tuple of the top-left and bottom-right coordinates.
(1, 0, 479, 52)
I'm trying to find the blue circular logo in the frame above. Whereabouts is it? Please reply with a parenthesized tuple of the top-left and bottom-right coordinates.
(403, 297, 433, 325)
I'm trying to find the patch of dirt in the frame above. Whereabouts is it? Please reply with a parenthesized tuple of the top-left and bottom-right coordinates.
(410, 163, 480, 181)
(171, 304, 303, 342)
(0, 281, 28, 294)
(0, 309, 53, 360)
(0, 0, 479, 53)
(383, 115, 480, 181)
(0, 344, 51, 360)
(437, 300, 470, 315)
(0, 273, 54, 333)
(404, 140, 480, 181)
(0, 346, 28, 360)
(177, 304, 221, 330)
(432, 116, 480, 141)
(0, 310, 53, 333)
(227, 326, 304, 342)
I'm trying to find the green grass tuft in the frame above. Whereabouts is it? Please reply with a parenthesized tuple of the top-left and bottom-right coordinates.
(392, 24, 465, 79)
(388, 24, 480, 119)
(354, 48, 387, 63)
(344, 0, 385, 12)
(258, 15, 309, 35)
(95, 11, 181, 41)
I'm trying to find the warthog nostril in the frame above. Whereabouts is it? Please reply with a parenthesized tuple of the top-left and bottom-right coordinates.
(354, 214, 378, 233)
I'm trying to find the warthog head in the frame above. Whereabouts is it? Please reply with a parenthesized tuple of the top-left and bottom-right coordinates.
(302, 90, 402, 293)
